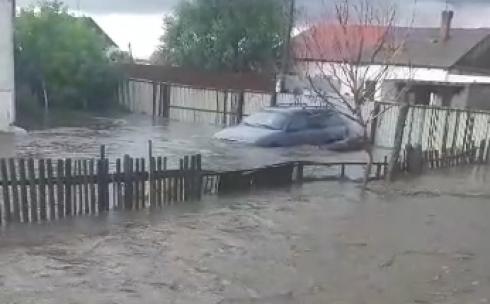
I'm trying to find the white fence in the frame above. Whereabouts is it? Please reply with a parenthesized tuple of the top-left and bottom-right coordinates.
(118, 79, 273, 126)
(374, 103, 490, 155)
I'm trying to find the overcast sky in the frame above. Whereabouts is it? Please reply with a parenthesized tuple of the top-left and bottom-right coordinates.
(16, 0, 490, 58)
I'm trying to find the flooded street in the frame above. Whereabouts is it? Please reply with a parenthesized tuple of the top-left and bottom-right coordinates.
(0, 177, 490, 303)
(0, 114, 378, 170)
(1, 114, 488, 303)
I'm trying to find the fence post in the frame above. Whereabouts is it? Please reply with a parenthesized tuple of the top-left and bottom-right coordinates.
(270, 91, 277, 106)
(386, 98, 410, 181)
(152, 81, 157, 117)
(237, 91, 245, 124)
(162, 83, 171, 118)
(123, 154, 133, 210)
(148, 141, 155, 209)
(195, 154, 202, 200)
(222, 90, 228, 126)
(97, 145, 109, 213)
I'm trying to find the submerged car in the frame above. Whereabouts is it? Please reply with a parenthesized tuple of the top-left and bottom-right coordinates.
(213, 106, 356, 147)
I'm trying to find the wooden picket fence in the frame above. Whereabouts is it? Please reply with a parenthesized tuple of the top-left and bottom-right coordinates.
(0, 146, 203, 224)
(396, 139, 490, 176)
(0, 143, 393, 225)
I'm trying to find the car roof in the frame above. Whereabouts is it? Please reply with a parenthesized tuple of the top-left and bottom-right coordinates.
(262, 106, 333, 115)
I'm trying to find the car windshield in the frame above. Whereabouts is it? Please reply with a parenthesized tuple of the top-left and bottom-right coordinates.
(242, 111, 289, 130)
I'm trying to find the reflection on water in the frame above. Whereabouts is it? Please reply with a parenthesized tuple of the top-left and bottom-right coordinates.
(0, 114, 367, 170)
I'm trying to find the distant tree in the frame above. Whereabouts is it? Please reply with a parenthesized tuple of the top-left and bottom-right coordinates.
(15, 0, 123, 113)
(156, 0, 289, 72)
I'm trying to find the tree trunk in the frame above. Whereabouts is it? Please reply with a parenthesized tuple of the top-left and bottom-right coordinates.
(42, 80, 49, 126)
(386, 99, 410, 181)
(362, 127, 373, 189)
(362, 146, 373, 189)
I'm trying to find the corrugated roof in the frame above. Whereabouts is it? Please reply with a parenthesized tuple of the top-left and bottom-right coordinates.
(294, 24, 490, 69)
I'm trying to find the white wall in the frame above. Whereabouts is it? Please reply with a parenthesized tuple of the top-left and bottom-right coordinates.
(0, 0, 15, 131)
(298, 61, 490, 102)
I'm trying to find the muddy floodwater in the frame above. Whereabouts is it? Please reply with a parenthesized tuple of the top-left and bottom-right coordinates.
(0, 176, 490, 303)
(0, 114, 385, 170)
(0, 114, 488, 303)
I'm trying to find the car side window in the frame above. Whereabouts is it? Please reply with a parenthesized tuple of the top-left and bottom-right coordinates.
(307, 113, 326, 129)
(324, 112, 345, 127)
(306, 111, 345, 129)
(287, 114, 309, 131)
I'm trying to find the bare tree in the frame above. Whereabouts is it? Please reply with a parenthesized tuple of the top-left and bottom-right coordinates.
(296, 0, 416, 187)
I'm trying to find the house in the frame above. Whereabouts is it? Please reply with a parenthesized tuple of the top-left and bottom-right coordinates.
(290, 10, 490, 110)
(0, 0, 16, 131)
(78, 16, 121, 56)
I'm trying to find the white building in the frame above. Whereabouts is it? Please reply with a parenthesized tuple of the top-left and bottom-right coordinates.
(0, 0, 15, 131)
(290, 10, 490, 110)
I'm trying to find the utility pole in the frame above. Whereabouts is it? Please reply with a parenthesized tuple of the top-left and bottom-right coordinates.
(279, 0, 295, 93)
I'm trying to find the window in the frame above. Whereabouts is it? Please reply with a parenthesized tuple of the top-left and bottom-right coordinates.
(287, 114, 309, 131)
(306, 111, 345, 129)
(324, 112, 345, 127)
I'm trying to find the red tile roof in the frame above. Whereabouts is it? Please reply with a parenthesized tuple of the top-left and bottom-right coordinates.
(293, 23, 392, 62)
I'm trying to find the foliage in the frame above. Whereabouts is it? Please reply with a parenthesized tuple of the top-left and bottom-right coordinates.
(15, 0, 124, 111)
(156, 0, 289, 72)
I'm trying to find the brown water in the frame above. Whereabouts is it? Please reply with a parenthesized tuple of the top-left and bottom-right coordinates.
(0, 114, 386, 170)
(0, 179, 489, 303)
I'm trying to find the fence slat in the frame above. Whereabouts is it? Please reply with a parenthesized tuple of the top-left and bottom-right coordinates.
(178, 158, 184, 202)
(134, 158, 140, 210)
(123, 155, 133, 210)
(114, 158, 121, 210)
(46, 159, 55, 220)
(38, 159, 47, 221)
(89, 159, 96, 214)
(149, 157, 156, 209)
(77, 160, 83, 215)
(72, 161, 78, 216)
(57, 160, 65, 219)
(156, 157, 162, 207)
(0, 159, 8, 224)
(141, 158, 146, 209)
(189, 156, 196, 200)
(83, 160, 90, 214)
(18, 159, 29, 223)
(163, 157, 169, 205)
(8, 159, 20, 222)
(27, 159, 39, 223)
(183, 156, 189, 201)
(195, 154, 202, 200)
(65, 159, 73, 217)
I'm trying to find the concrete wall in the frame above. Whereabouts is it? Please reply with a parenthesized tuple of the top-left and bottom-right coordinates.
(0, 0, 15, 131)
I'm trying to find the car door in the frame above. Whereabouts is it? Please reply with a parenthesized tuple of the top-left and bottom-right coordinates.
(283, 113, 311, 146)
(308, 111, 348, 144)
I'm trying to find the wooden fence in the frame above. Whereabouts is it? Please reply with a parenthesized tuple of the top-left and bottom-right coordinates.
(0, 144, 392, 225)
(395, 138, 490, 176)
